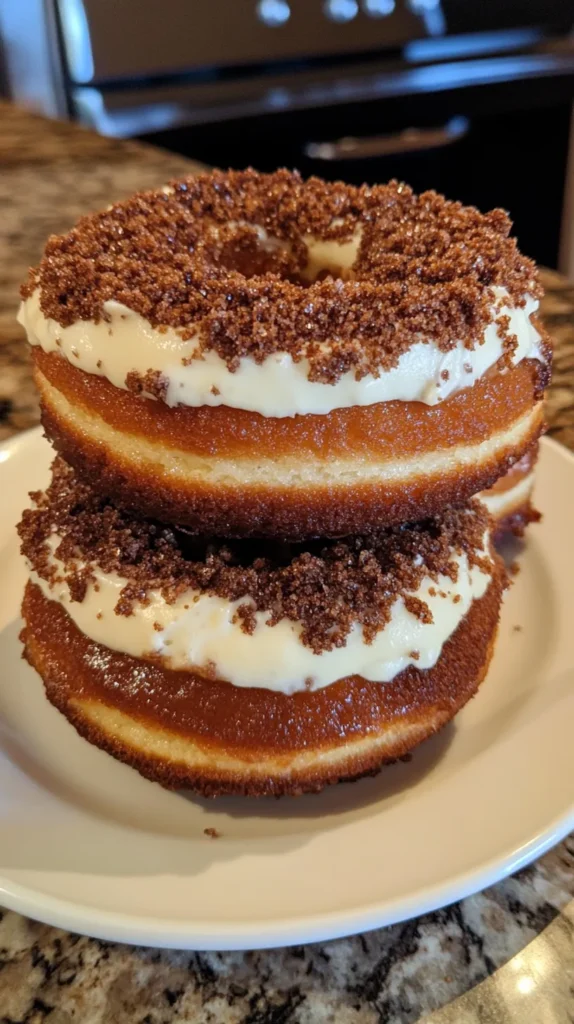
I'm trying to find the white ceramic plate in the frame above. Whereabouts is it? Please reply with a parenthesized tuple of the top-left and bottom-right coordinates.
(0, 429, 573, 950)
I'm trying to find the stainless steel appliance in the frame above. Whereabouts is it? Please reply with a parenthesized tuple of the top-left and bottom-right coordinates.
(2, 0, 574, 265)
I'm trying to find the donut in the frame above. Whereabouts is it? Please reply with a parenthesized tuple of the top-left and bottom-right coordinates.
(18, 460, 504, 797)
(19, 170, 550, 539)
(479, 443, 540, 539)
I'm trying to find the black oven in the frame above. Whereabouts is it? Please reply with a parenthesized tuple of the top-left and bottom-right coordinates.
(3, 0, 574, 266)
(140, 64, 574, 268)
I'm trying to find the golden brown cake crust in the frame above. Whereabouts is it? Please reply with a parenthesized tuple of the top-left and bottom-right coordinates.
(481, 442, 538, 495)
(38, 385, 544, 538)
(20, 569, 504, 797)
(34, 350, 547, 460)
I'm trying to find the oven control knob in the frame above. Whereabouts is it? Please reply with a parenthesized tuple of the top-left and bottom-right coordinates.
(323, 0, 359, 22)
(362, 0, 396, 14)
(256, 0, 291, 27)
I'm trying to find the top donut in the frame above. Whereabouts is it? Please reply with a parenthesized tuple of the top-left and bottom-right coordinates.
(19, 170, 550, 538)
(22, 169, 542, 403)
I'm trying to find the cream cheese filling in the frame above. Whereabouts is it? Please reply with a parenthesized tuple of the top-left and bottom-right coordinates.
(19, 281, 543, 418)
(29, 533, 493, 695)
(479, 469, 536, 518)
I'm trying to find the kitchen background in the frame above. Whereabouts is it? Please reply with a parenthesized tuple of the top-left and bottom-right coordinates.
(2, 6, 574, 1022)
(1, 0, 574, 273)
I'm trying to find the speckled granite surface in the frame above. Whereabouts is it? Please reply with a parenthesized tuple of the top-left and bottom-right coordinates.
(1, 101, 574, 1024)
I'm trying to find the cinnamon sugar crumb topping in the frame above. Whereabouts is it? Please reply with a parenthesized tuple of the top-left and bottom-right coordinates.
(125, 369, 168, 401)
(21, 169, 540, 388)
(19, 459, 493, 655)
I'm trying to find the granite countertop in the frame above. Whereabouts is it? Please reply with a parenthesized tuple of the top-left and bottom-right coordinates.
(1, 100, 574, 1024)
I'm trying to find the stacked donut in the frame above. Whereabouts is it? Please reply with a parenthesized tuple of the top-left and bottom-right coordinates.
(17, 170, 550, 796)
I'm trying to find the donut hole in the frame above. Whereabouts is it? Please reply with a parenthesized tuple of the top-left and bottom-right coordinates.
(217, 237, 299, 282)
(300, 232, 361, 285)
(216, 230, 360, 286)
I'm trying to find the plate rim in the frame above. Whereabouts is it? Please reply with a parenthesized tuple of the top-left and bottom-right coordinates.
(0, 427, 572, 950)
(0, 805, 572, 950)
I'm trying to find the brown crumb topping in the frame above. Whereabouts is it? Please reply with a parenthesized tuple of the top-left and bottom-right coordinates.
(21, 169, 540, 387)
(19, 459, 494, 655)
(203, 828, 221, 839)
(125, 369, 168, 401)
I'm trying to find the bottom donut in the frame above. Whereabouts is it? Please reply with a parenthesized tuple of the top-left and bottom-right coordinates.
(21, 576, 503, 798)
(18, 461, 506, 797)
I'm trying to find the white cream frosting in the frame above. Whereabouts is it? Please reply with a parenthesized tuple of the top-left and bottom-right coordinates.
(19, 281, 542, 418)
(29, 533, 493, 694)
(480, 469, 536, 518)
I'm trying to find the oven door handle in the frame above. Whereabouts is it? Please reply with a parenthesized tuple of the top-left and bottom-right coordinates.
(305, 116, 469, 161)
